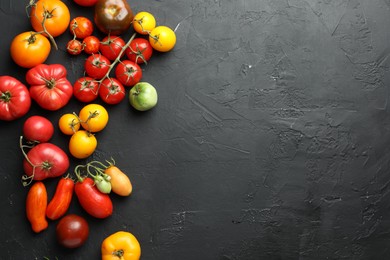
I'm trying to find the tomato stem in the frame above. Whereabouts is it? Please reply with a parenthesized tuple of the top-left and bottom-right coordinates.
(19, 136, 38, 186)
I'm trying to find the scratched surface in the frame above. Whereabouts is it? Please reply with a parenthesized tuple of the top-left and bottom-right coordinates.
(1, 0, 390, 259)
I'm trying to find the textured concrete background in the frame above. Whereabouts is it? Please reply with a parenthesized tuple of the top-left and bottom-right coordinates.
(1, 0, 390, 259)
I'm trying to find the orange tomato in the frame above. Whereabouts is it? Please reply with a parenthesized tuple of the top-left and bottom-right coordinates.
(58, 113, 80, 135)
(30, 0, 71, 38)
(10, 31, 51, 68)
(26, 182, 48, 233)
(69, 130, 97, 159)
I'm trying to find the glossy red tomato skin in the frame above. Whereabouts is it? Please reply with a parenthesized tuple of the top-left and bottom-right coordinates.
(23, 115, 54, 143)
(85, 53, 111, 79)
(66, 39, 83, 55)
(46, 177, 74, 221)
(69, 17, 94, 39)
(73, 77, 99, 103)
(115, 60, 142, 87)
(26, 64, 73, 111)
(73, 0, 98, 7)
(99, 35, 125, 61)
(83, 35, 100, 54)
(56, 214, 89, 248)
(23, 143, 70, 181)
(0, 76, 31, 121)
(125, 38, 153, 64)
(99, 78, 125, 105)
(75, 177, 113, 219)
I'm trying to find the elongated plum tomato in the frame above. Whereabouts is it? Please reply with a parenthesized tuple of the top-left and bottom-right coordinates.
(23, 115, 54, 143)
(30, 0, 70, 37)
(10, 31, 51, 68)
(26, 181, 48, 233)
(46, 177, 74, 220)
(105, 165, 132, 196)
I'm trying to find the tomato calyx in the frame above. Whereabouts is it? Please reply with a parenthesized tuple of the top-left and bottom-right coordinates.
(74, 163, 112, 194)
(0, 91, 11, 102)
(113, 249, 125, 257)
(129, 43, 149, 64)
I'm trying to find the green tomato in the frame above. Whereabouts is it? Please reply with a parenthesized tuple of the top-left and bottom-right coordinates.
(94, 175, 111, 194)
(129, 82, 158, 111)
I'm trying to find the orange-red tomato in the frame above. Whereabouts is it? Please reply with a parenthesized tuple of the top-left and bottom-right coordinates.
(30, 0, 71, 38)
(10, 31, 51, 68)
(26, 182, 48, 233)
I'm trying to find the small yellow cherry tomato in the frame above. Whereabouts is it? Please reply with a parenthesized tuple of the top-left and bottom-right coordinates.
(149, 26, 176, 52)
(101, 231, 141, 260)
(78, 104, 109, 133)
(69, 130, 97, 159)
(59, 113, 80, 135)
(133, 11, 156, 35)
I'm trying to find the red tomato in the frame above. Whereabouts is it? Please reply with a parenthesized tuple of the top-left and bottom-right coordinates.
(73, 77, 99, 103)
(99, 78, 125, 105)
(46, 177, 74, 220)
(83, 35, 100, 54)
(56, 214, 89, 248)
(23, 115, 54, 143)
(73, 0, 98, 7)
(22, 143, 70, 184)
(115, 60, 142, 87)
(26, 64, 73, 111)
(99, 35, 126, 61)
(125, 38, 153, 64)
(85, 53, 111, 79)
(75, 177, 113, 218)
(69, 17, 94, 39)
(26, 181, 48, 233)
(0, 76, 31, 121)
(66, 39, 83, 55)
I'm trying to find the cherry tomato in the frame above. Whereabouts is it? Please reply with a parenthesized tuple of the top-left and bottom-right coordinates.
(0, 76, 31, 121)
(23, 116, 54, 143)
(78, 104, 109, 133)
(85, 53, 111, 79)
(73, 0, 98, 7)
(73, 77, 99, 103)
(56, 214, 89, 248)
(99, 35, 126, 61)
(59, 113, 80, 135)
(46, 177, 74, 220)
(69, 130, 97, 159)
(66, 39, 83, 55)
(83, 35, 100, 54)
(99, 78, 126, 105)
(125, 38, 153, 64)
(75, 177, 113, 218)
(10, 31, 51, 68)
(149, 26, 176, 52)
(69, 16, 94, 39)
(115, 60, 142, 87)
(30, 0, 71, 38)
(133, 11, 156, 35)
(26, 182, 48, 233)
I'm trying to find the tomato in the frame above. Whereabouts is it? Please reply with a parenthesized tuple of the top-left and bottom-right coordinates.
(99, 78, 125, 105)
(69, 130, 97, 159)
(66, 39, 83, 55)
(30, 0, 71, 38)
(73, 0, 98, 7)
(101, 231, 141, 260)
(56, 214, 89, 248)
(85, 53, 111, 79)
(133, 11, 156, 35)
(10, 31, 51, 68)
(94, 0, 134, 35)
(26, 64, 73, 111)
(59, 113, 80, 135)
(22, 142, 70, 184)
(26, 182, 48, 233)
(105, 165, 132, 196)
(83, 35, 100, 54)
(46, 177, 74, 220)
(149, 26, 176, 52)
(115, 60, 142, 87)
(69, 16, 94, 39)
(75, 177, 113, 218)
(73, 77, 99, 103)
(99, 35, 126, 61)
(0, 76, 31, 121)
(125, 38, 153, 64)
(78, 104, 109, 132)
(23, 116, 54, 143)
(129, 82, 158, 111)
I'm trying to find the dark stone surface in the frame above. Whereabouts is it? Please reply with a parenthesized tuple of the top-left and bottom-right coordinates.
(1, 0, 390, 259)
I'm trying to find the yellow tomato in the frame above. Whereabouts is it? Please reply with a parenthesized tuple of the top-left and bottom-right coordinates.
(78, 104, 109, 133)
(69, 130, 97, 159)
(101, 231, 141, 260)
(59, 113, 80, 135)
(149, 26, 176, 52)
(133, 12, 156, 35)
